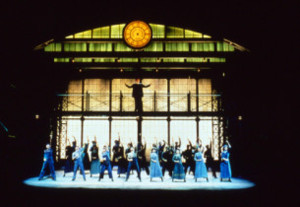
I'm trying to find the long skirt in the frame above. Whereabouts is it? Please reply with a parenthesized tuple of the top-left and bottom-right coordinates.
(172, 163, 185, 180)
(150, 162, 162, 178)
(194, 161, 208, 178)
(90, 159, 100, 175)
(220, 161, 232, 179)
(117, 158, 127, 174)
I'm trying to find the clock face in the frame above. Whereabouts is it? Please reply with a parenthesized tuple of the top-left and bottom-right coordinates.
(123, 21, 152, 49)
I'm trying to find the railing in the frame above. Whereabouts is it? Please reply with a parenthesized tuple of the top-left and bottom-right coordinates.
(57, 92, 221, 112)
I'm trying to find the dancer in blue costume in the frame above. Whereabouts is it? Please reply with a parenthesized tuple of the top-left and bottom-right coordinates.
(89, 140, 100, 177)
(99, 145, 113, 181)
(220, 141, 232, 182)
(194, 146, 208, 182)
(38, 144, 56, 181)
(172, 149, 186, 182)
(150, 148, 163, 182)
(72, 145, 86, 181)
(125, 147, 141, 182)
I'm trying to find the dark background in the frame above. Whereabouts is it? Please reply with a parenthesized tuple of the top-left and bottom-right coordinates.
(0, 0, 297, 206)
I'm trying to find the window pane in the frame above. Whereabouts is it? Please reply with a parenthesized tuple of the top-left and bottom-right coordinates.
(142, 79, 167, 112)
(64, 43, 87, 52)
(92, 26, 110, 38)
(84, 79, 110, 111)
(111, 79, 135, 112)
(144, 42, 163, 52)
(111, 24, 126, 39)
(114, 42, 134, 52)
(166, 26, 184, 38)
(198, 79, 212, 111)
(89, 43, 112, 52)
(170, 119, 197, 151)
(66, 80, 82, 111)
(170, 79, 196, 111)
(83, 119, 109, 150)
(142, 119, 168, 160)
(185, 29, 203, 38)
(149, 23, 165, 38)
(74, 30, 92, 39)
(111, 119, 138, 146)
(165, 43, 189, 52)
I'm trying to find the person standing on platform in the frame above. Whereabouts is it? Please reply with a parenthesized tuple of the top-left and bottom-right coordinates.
(161, 145, 174, 178)
(38, 143, 56, 181)
(182, 139, 194, 175)
(204, 144, 217, 178)
(194, 146, 209, 182)
(89, 139, 100, 177)
(172, 149, 186, 182)
(72, 145, 86, 181)
(125, 147, 141, 182)
(64, 138, 76, 177)
(220, 141, 232, 182)
(99, 145, 113, 181)
(125, 79, 151, 112)
(150, 148, 163, 182)
(137, 140, 149, 175)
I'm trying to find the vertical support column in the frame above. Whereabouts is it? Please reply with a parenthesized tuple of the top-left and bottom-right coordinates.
(109, 79, 112, 113)
(167, 79, 170, 112)
(154, 91, 157, 112)
(196, 116, 200, 140)
(109, 116, 112, 149)
(137, 116, 142, 143)
(167, 116, 171, 145)
(81, 116, 84, 147)
(187, 91, 191, 112)
(120, 91, 123, 112)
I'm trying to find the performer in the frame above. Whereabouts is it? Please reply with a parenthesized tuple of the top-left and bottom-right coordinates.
(194, 147, 209, 182)
(182, 139, 194, 175)
(158, 140, 166, 162)
(89, 139, 100, 177)
(161, 145, 174, 178)
(150, 148, 163, 181)
(82, 139, 90, 171)
(111, 134, 121, 168)
(63, 138, 76, 177)
(204, 144, 217, 178)
(125, 147, 141, 181)
(99, 145, 113, 181)
(171, 137, 181, 152)
(125, 79, 151, 112)
(117, 143, 127, 177)
(220, 141, 232, 182)
(137, 140, 149, 175)
(38, 143, 56, 181)
(72, 145, 86, 181)
(172, 149, 186, 182)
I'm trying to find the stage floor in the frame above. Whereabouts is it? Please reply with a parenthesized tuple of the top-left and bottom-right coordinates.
(23, 170, 255, 190)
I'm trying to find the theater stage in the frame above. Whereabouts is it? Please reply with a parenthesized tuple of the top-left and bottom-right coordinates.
(23, 170, 255, 190)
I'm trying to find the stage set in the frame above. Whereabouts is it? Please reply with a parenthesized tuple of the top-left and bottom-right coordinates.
(26, 20, 253, 191)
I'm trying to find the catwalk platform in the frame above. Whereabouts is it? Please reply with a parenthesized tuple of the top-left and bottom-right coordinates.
(23, 170, 255, 190)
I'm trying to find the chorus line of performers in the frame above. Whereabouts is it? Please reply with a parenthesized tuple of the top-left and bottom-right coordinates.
(38, 137, 232, 182)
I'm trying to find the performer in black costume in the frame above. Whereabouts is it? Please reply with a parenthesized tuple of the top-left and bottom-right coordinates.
(111, 134, 121, 168)
(82, 139, 90, 170)
(125, 79, 151, 112)
(182, 139, 195, 175)
(116, 143, 127, 177)
(137, 140, 149, 175)
(204, 144, 217, 178)
(161, 145, 174, 178)
(63, 138, 76, 177)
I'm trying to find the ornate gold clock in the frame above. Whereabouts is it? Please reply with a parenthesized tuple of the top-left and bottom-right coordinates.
(123, 20, 152, 49)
